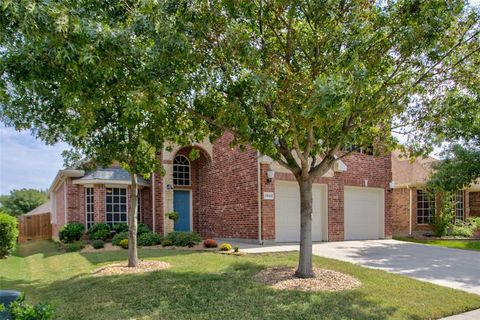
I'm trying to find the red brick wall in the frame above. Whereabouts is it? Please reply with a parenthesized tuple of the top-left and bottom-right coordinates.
(152, 171, 164, 233)
(260, 164, 275, 240)
(392, 188, 410, 235)
(140, 188, 152, 229)
(194, 133, 259, 239)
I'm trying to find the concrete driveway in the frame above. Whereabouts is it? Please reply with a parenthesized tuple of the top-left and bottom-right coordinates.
(238, 239, 480, 295)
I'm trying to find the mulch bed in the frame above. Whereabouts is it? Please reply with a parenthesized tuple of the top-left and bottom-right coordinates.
(255, 267, 361, 292)
(81, 242, 121, 253)
(92, 260, 171, 276)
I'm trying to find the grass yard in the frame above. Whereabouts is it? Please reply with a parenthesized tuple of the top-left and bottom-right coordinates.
(1, 241, 480, 320)
(395, 237, 480, 252)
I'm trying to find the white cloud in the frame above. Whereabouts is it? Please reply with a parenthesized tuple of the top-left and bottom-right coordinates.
(0, 126, 68, 194)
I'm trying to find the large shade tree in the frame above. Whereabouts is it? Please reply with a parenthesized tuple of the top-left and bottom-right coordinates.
(0, 0, 206, 267)
(183, 0, 480, 277)
(0, 189, 48, 216)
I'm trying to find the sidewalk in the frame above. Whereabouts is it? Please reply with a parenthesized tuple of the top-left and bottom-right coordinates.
(440, 309, 480, 319)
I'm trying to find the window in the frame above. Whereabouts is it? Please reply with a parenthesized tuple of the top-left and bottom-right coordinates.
(342, 144, 374, 155)
(417, 190, 435, 224)
(455, 190, 465, 222)
(105, 188, 127, 226)
(173, 155, 190, 186)
(85, 188, 94, 230)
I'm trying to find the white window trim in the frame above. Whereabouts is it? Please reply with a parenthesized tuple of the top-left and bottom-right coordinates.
(173, 155, 191, 187)
(85, 187, 94, 231)
(417, 189, 435, 225)
(105, 187, 129, 226)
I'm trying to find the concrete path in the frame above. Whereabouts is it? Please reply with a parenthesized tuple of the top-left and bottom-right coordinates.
(236, 239, 480, 295)
(440, 308, 480, 319)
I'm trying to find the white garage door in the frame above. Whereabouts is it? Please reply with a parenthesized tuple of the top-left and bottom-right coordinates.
(275, 182, 327, 242)
(344, 187, 384, 240)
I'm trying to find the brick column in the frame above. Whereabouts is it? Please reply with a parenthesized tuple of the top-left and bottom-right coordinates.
(93, 184, 106, 224)
(261, 164, 275, 241)
(328, 177, 344, 241)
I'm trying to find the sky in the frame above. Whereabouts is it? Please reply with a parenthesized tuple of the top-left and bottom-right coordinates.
(0, 126, 67, 194)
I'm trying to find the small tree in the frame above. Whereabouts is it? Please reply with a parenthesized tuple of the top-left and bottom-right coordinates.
(0, 1, 206, 267)
(0, 189, 48, 216)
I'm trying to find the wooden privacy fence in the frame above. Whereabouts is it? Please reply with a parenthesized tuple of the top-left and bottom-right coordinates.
(18, 213, 52, 243)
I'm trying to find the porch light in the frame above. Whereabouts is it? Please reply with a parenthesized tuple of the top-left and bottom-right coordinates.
(388, 181, 396, 190)
(266, 170, 275, 183)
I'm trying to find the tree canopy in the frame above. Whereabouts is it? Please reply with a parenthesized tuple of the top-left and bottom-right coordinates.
(0, 189, 48, 216)
(182, 0, 480, 276)
(0, 0, 208, 267)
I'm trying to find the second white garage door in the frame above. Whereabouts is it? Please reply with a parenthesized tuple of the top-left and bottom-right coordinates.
(344, 187, 384, 240)
(275, 181, 327, 242)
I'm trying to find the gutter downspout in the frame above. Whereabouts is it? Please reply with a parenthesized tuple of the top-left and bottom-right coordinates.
(409, 185, 413, 236)
(152, 173, 156, 233)
(257, 151, 263, 245)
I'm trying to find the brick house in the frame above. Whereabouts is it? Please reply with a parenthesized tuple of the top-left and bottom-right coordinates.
(391, 151, 480, 236)
(48, 133, 393, 243)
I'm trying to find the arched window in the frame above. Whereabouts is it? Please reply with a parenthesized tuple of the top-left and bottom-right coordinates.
(173, 155, 190, 186)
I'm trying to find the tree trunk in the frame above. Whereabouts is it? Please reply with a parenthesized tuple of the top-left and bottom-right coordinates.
(295, 178, 315, 278)
(128, 172, 139, 267)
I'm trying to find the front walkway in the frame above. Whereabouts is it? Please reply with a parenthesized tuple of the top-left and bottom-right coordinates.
(235, 239, 480, 295)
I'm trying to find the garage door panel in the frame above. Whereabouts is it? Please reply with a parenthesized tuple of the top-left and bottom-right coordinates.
(344, 187, 384, 240)
(275, 182, 325, 242)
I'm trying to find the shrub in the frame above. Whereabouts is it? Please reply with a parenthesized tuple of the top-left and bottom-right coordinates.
(161, 239, 173, 247)
(88, 223, 110, 241)
(137, 223, 151, 236)
(59, 222, 84, 243)
(467, 217, 480, 230)
(138, 232, 162, 246)
(165, 231, 201, 247)
(234, 246, 239, 253)
(64, 241, 85, 252)
(203, 239, 217, 248)
(451, 224, 473, 237)
(166, 211, 179, 223)
(91, 239, 105, 249)
(8, 293, 54, 320)
(119, 239, 129, 249)
(111, 223, 128, 234)
(219, 243, 232, 251)
(112, 232, 129, 246)
(431, 193, 453, 237)
(0, 212, 19, 258)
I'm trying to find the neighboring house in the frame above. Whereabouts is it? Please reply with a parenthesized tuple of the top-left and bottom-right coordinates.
(48, 133, 393, 243)
(24, 201, 51, 217)
(391, 150, 480, 236)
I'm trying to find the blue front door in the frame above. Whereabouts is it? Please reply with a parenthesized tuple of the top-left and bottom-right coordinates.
(173, 190, 191, 231)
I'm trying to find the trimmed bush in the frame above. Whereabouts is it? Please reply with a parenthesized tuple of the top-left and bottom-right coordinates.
(234, 246, 239, 253)
(165, 231, 201, 247)
(0, 212, 19, 258)
(219, 243, 232, 251)
(88, 223, 110, 241)
(138, 232, 162, 246)
(8, 293, 54, 320)
(203, 239, 218, 248)
(137, 223, 150, 236)
(119, 239, 129, 249)
(91, 239, 105, 249)
(161, 239, 173, 247)
(59, 222, 84, 243)
(111, 223, 129, 234)
(112, 232, 129, 246)
(64, 241, 85, 252)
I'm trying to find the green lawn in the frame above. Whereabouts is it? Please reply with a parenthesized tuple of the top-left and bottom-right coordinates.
(395, 237, 480, 252)
(1, 241, 480, 320)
